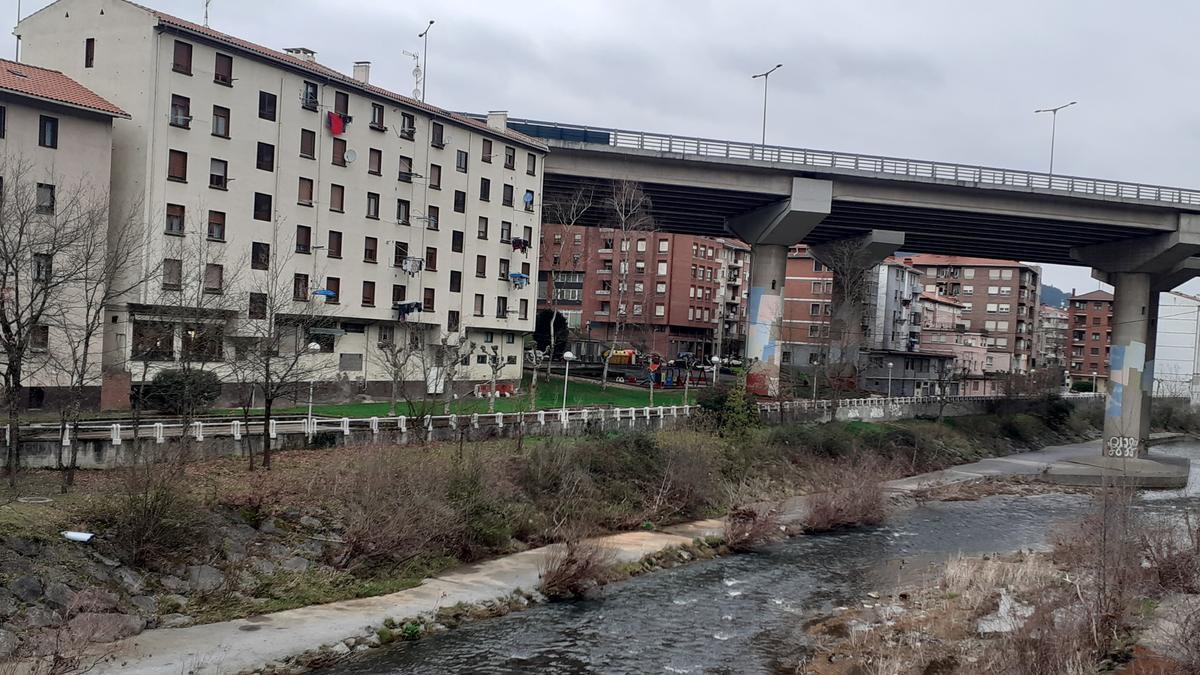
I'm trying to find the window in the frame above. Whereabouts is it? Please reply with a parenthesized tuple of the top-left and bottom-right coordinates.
(172, 40, 192, 74)
(497, 258, 513, 281)
(425, 246, 438, 271)
(253, 192, 272, 221)
(214, 53, 233, 84)
(429, 164, 441, 189)
(393, 241, 408, 265)
(454, 190, 466, 213)
(325, 277, 340, 303)
(524, 190, 535, 211)
(482, 138, 493, 162)
(364, 236, 378, 262)
(370, 103, 385, 130)
(502, 184, 514, 206)
(474, 294, 485, 316)
(452, 230, 464, 253)
(366, 192, 380, 219)
(476, 255, 487, 277)
(478, 217, 489, 239)
(163, 258, 182, 289)
(397, 199, 410, 224)
(300, 129, 316, 158)
(456, 149, 468, 172)
(479, 177, 491, 202)
(427, 205, 439, 229)
(207, 210, 226, 241)
(258, 91, 277, 121)
(656, 261, 668, 276)
(500, 221, 512, 243)
(656, 281, 667, 293)
(496, 296, 509, 318)
(332, 138, 347, 166)
(330, 184, 344, 212)
(35, 184, 55, 215)
(0, 106, 5, 138)
(211, 105, 230, 137)
(392, 284, 407, 305)
(208, 158, 228, 189)
(423, 288, 435, 312)
(658, 239, 669, 253)
(302, 81, 319, 110)
(362, 281, 376, 307)
(298, 177, 314, 205)
(431, 122, 445, 148)
(334, 91, 349, 115)
(204, 264, 223, 294)
(398, 155, 413, 181)
(247, 292, 267, 320)
(327, 231, 342, 258)
(166, 203, 185, 234)
(368, 148, 382, 175)
(448, 310, 461, 332)
(84, 37, 96, 68)
(400, 112, 415, 139)
(296, 225, 312, 253)
(256, 142, 275, 171)
(504, 146, 515, 169)
(526, 152, 537, 175)
(450, 270, 462, 293)
(168, 149, 187, 181)
(170, 95, 190, 128)
(294, 274, 310, 301)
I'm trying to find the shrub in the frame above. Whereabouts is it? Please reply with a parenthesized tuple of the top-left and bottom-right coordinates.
(1001, 413, 1044, 445)
(145, 368, 222, 415)
(802, 457, 887, 533)
(538, 540, 615, 600)
(1071, 380, 1094, 393)
(724, 506, 782, 551)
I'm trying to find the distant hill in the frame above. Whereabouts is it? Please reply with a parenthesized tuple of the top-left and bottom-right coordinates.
(1041, 284, 1068, 308)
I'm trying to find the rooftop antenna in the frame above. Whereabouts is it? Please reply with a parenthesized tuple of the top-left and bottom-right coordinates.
(204, 0, 213, 27)
(402, 50, 422, 100)
(15, 0, 21, 60)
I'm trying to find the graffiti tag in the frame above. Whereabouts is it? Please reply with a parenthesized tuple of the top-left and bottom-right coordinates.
(1106, 436, 1139, 458)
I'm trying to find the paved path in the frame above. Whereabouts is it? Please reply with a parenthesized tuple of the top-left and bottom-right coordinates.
(93, 436, 1194, 674)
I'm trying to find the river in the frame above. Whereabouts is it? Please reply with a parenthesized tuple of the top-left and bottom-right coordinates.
(327, 443, 1199, 675)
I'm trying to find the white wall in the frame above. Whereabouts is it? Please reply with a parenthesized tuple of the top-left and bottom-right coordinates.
(1155, 291, 1200, 403)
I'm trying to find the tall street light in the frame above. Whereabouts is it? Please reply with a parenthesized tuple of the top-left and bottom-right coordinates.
(752, 63, 782, 159)
(561, 351, 576, 410)
(418, 20, 435, 101)
(887, 361, 895, 399)
(305, 341, 323, 439)
(1034, 101, 1076, 175)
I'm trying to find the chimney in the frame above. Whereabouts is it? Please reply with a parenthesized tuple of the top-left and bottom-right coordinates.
(283, 47, 318, 63)
(487, 110, 508, 131)
(352, 61, 371, 84)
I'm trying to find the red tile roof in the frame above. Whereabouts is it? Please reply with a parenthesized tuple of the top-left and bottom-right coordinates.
(124, 1, 545, 151)
(1072, 290, 1113, 301)
(919, 291, 964, 307)
(0, 58, 127, 118)
(903, 254, 1030, 268)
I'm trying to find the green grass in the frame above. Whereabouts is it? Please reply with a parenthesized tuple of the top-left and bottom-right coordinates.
(260, 375, 691, 419)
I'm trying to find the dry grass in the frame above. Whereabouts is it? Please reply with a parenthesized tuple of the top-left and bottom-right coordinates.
(801, 457, 889, 533)
(724, 506, 782, 552)
(942, 554, 1062, 612)
(538, 539, 616, 600)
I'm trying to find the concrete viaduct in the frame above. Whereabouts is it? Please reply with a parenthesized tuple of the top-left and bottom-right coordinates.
(494, 117, 1200, 459)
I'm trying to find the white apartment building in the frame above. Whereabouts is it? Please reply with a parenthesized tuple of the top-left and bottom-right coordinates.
(0, 58, 126, 408)
(1154, 291, 1200, 403)
(17, 0, 547, 403)
(865, 258, 923, 353)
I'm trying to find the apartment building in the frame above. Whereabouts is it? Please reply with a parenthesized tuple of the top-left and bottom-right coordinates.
(1154, 291, 1200, 403)
(865, 257, 924, 353)
(1036, 304, 1069, 370)
(908, 255, 1040, 374)
(780, 245, 833, 367)
(1067, 289, 1113, 386)
(0, 58, 127, 408)
(18, 0, 546, 400)
(536, 225, 740, 360)
(917, 293, 994, 394)
(714, 239, 750, 361)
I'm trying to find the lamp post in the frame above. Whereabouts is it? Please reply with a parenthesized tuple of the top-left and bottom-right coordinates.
(417, 20, 434, 101)
(1034, 101, 1076, 175)
(561, 351, 576, 410)
(1091, 370, 1098, 394)
(751, 63, 782, 159)
(305, 341, 323, 438)
(887, 361, 895, 398)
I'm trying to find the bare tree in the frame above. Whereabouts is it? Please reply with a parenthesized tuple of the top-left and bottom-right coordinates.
(481, 345, 506, 413)
(601, 179, 655, 389)
(370, 322, 423, 417)
(541, 186, 595, 381)
(811, 239, 879, 401)
(434, 334, 477, 415)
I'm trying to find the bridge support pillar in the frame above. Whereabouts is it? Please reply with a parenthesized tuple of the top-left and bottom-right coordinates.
(745, 244, 788, 396)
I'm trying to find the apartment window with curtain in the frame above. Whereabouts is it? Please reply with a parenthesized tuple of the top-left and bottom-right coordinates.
(397, 199, 410, 224)
(207, 210, 225, 241)
(212, 105, 230, 137)
(429, 164, 441, 189)
(366, 192, 380, 219)
(327, 231, 343, 258)
(169, 95, 190, 128)
(298, 177, 314, 206)
(172, 40, 192, 74)
(295, 225, 312, 253)
(398, 155, 413, 182)
(258, 91, 277, 121)
(431, 122, 445, 147)
(330, 184, 344, 212)
(362, 281, 376, 307)
(423, 288, 436, 312)
(425, 246, 438, 271)
(214, 53, 233, 85)
(364, 236, 378, 262)
(165, 204, 185, 235)
(368, 148, 382, 175)
(482, 138, 493, 162)
(504, 146, 515, 169)
(479, 177, 491, 202)
(251, 242, 270, 270)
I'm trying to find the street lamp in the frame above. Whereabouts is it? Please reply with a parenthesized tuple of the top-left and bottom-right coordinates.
(751, 63, 783, 159)
(1034, 101, 1076, 175)
(887, 361, 895, 398)
(561, 351, 576, 410)
(305, 341, 323, 439)
(1091, 370, 1098, 393)
(417, 20, 435, 101)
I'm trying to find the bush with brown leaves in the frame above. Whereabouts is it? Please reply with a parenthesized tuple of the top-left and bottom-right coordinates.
(538, 539, 616, 600)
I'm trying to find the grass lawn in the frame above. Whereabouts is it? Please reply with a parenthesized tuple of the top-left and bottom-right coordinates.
(267, 374, 694, 419)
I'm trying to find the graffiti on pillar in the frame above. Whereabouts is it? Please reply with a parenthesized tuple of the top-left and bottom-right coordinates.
(746, 287, 781, 365)
(1106, 435, 1139, 458)
(1105, 342, 1145, 419)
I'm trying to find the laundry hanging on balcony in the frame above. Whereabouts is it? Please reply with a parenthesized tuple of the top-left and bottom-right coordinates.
(399, 256, 424, 277)
(327, 111, 348, 136)
(394, 301, 423, 319)
(510, 237, 530, 254)
(509, 272, 530, 289)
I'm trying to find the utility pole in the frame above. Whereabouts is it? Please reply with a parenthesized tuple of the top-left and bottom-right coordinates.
(418, 20, 434, 101)
(14, 0, 21, 61)
(751, 63, 782, 160)
(1034, 101, 1076, 175)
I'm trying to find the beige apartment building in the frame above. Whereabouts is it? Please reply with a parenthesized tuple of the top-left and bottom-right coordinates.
(17, 0, 546, 401)
(0, 57, 126, 408)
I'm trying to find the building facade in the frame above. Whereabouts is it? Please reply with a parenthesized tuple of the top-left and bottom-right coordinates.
(779, 245, 833, 367)
(1154, 291, 1200, 403)
(18, 0, 546, 402)
(1036, 304, 1069, 370)
(864, 258, 923, 353)
(1067, 289, 1113, 386)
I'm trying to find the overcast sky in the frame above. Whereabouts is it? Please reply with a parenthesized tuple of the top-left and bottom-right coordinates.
(10, 0, 1200, 297)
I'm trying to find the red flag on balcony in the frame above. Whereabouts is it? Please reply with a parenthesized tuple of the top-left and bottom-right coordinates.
(327, 111, 345, 136)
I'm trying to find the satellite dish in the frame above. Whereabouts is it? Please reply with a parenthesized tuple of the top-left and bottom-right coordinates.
(344, 148, 358, 164)
(412, 88, 421, 99)
(412, 66, 422, 79)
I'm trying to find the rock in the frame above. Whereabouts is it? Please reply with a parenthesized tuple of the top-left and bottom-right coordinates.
(92, 552, 122, 567)
(160, 594, 189, 612)
(259, 519, 281, 535)
(296, 539, 324, 558)
(0, 590, 18, 617)
(0, 629, 17, 657)
(114, 567, 145, 594)
(354, 644, 370, 652)
(129, 595, 158, 615)
(68, 612, 143, 643)
(159, 575, 188, 593)
(159, 613, 193, 628)
(186, 565, 225, 593)
(329, 642, 351, 656)
(866, 592, 880, 599)
(43, 582, 78, 610)
(280, 556, 310, 573)
(247, 557, 277, 576)
(23, 606, 62, 628)
(223, 538, 248, 561)
(977, 589, 1034, 636)
(75, 588, 120, 612)
(4, 536, 42, 557)
(363, 633, 381, 647)
(299, 515, 323, 530)
(9, 575, 43, 603)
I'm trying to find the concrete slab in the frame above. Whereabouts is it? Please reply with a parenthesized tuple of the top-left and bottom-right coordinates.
(1043, 454, 1189, 489)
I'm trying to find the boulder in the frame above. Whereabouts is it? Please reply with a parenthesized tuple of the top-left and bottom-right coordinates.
(129, 595, 158, 615)
(247, 557, 277, 576)
(299, 515, 323, 530)
(23, 606, 62, 628)
(296, 539, 324, 558)
(113, 567, 145, 594)
(258, 519, 281, 535)
(159, 613, 193, 628)
(68, 612, 143, 643)
(75, 588, 120, 612)
(329, 641, 351, 656)
(0, 590, 19, 617)
(280, 556, 310, 573)
(159, 575, 188, 593)
(9, 575, 43, 603)
(4, 536, 42, 557)
(43, 582, 78, 610)
(186, 565, 225, 593)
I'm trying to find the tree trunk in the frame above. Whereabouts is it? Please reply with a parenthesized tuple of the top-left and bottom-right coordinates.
(6, 386, 21, 488)
(389, 376, 398, 417)
(601, 356, 612, 390)
(260, 399, 273, 470)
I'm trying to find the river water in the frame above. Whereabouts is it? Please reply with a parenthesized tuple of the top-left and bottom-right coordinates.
(328, 443, 1199, 675)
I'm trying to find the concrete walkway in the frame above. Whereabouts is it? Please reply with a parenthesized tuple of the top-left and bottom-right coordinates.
(94, 436, 1194, 674)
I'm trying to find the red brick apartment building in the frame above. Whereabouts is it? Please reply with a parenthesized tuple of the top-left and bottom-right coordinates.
(780, 245, 834, 367)
(537, 224, 748, 361)
(1067, 290, 1114, 385)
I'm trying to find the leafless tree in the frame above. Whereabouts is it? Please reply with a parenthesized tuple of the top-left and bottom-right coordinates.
(541, 185, 595, 381)
(434, 334, 477, 415)
(601, 179, 655, 389)
(481, 345, 507, 413)
(811, 239, 879, 401)
(370, 322, 423, 417)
